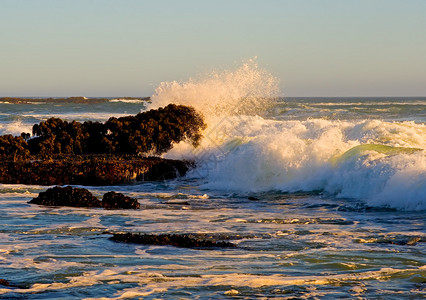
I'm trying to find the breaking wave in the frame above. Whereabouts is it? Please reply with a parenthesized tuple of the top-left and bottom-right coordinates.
(150, 60, 426, 211)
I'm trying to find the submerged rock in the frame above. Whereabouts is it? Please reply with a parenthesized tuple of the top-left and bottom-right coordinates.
(29, 186, 143, 210)
(102, 191, 140, 209)
(0, 279, 10, 287)
(29, 186, 102, 208)
(110, 233, 237, 249)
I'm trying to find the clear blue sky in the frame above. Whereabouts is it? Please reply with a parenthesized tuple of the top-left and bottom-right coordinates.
(1, 0, 425, 97)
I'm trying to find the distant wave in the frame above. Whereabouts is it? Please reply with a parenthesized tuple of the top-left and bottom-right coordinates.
(109, 99, 147, 103)
(19, 112, 130, 122)
(303, 101, 426, 106)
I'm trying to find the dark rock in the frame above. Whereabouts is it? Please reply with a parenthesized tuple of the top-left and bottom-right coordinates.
(248, 196, 259, 200)
(0, 155, 193, 185)
(23, 104, 205, 157)
(29, 186, 102, 208)
(0, 104, 203, 185)
(381, 237, 423, 246)
(140, 159, 191, 181)
(0, 135, 30, 160)
(0, 279, 10, 287)
(102, 191, 140, 209)
(110, 233, 237, 249)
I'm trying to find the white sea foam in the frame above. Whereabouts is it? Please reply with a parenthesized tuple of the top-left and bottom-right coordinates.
(0, 120, 33, 136)
(1, 265, 423, 297)
(151, 60, 426, 211)
(109, 99, 146, 103)
(150, 58, 280, 118)
(172, 117, 426, 210)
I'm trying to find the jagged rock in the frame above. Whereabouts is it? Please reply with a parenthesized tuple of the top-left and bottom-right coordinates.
(110, 233, 237, 249)
(0, 104, 203, 185)
(102, 191, 140, 209)
(29, 186, 102, 208)
(4, 104, 205, 158)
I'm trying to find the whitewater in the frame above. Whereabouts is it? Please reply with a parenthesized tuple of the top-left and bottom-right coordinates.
(0, 60, 425, 298)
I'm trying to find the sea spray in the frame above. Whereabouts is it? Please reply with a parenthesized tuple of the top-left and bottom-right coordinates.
(149, 58, 280, 118)
(151, 62, 426, 211)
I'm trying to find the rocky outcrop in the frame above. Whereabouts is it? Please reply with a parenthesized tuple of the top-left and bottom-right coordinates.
(109, 233, 237, 249)
(0, 156, 192, 185)
(29, 186, 142, 210)
(0, 104, 204, 185)
(29, 186, 102, 208)
(0, 104, 205, 158)
(102, 191, 140, 209)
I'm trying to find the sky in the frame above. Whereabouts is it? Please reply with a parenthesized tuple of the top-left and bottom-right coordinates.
(1, 0, 426, 97)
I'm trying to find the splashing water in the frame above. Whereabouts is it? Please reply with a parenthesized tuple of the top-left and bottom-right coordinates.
(150, 58, 280, 118)
(151, 61, 426, 211)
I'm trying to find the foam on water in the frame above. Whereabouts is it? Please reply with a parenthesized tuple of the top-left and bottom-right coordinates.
(151, 61, 426, 211)
(0, 120, 33, 136)
(109, 99, 146, 103)
(165, 117, 426, 211)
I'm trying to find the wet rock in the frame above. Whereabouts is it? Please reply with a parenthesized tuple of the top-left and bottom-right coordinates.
(0, 155, 193, 185)
(29, 186, 102, 208)
(0, 104, 203, 185)
(139, 158, 191, 181)
(110, 233, 237, 249)
(0, 279, 10, 287)
(381, 237, 423, 246)
(355, 236, 424, 246)
(12, 104, 205, 157)
(102, 191, 140, 209)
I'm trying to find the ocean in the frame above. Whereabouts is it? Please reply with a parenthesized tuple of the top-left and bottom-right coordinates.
(0, 63, 425, 299)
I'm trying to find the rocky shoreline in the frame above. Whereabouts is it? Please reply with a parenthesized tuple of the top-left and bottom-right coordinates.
(0, 155, 192, 185)
(0, 103, 204, 185)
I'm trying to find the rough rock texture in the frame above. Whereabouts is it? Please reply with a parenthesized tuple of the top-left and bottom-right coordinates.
(1, 104, 205, 158)
(29, 186, 102, 208)
(109, 233, 237, 249)
(102, 191, 140, 209)
(0, 156, 192, 185)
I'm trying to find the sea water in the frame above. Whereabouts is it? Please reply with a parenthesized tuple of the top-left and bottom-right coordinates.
(0, 62, 425, 299)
